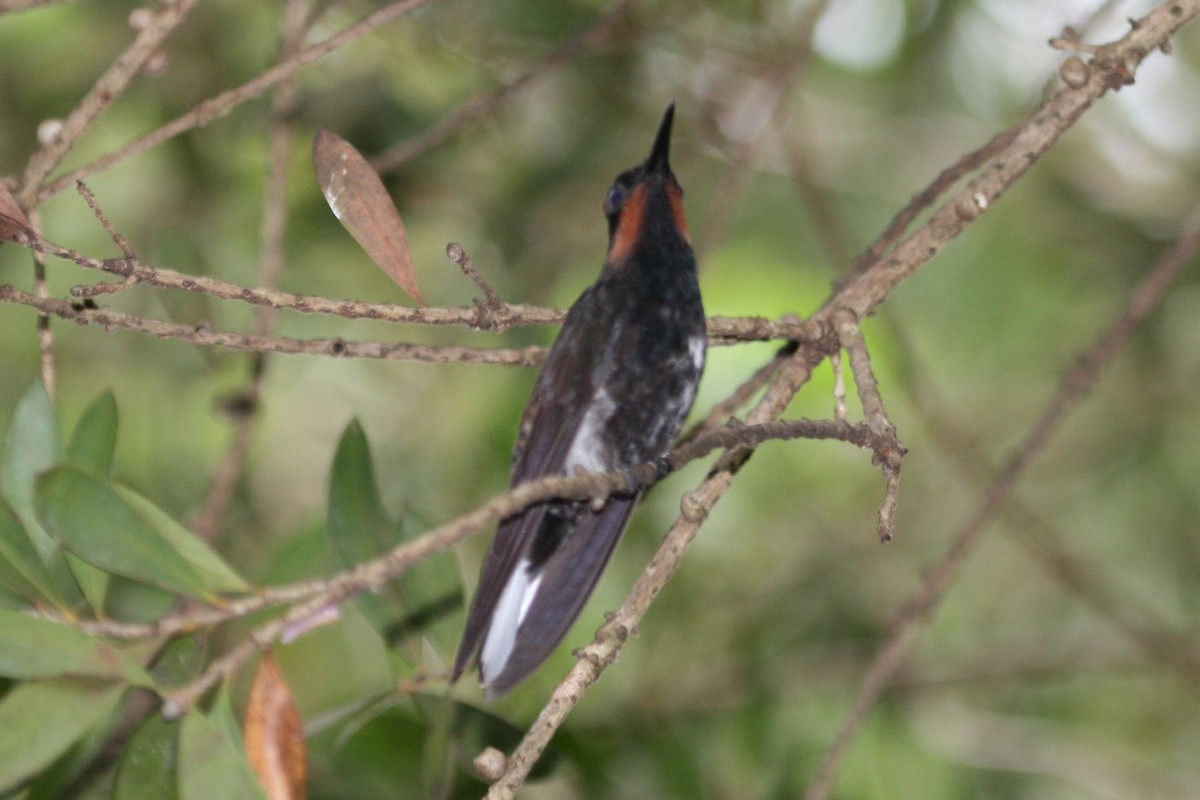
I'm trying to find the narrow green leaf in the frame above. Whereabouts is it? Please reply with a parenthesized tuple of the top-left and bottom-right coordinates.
(113, 713, 179, 800)
(34, 467, 214, 601)
(178, 708, 267, 800)
(385, 545, 462, 654)
(0, 582, 26, 609)
(0, 608, 151, 685)
(419, 690, 456, 800)
(1, 380, 61, 562)
(327, 421, 398, 632)
(0, 496, 61, 605)
(26, 681, 125, 800)
(0, 679, 124, 793)
(59, 391, 123, 612)
(66, 391, 118, 478)
(115, 486, 249, 594)
(411, 694, 561, 782)
(327, 421, 462, 665)
(209, 681, 245, 750)
(64, 550, 110, 618)
(50, 391, 124, 612)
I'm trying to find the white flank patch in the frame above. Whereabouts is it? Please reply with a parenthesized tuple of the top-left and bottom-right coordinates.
(689, 335, 706, 372)
(480, 561, 542, 685)
(564, 390, 615, 473)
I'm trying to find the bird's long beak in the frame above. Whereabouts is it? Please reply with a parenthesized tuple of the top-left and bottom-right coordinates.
(645, 103, 675, 175)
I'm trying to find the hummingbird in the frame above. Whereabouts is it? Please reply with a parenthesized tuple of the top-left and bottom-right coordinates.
(452, 104, 706, 698)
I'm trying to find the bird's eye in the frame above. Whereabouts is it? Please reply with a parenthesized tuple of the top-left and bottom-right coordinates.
(603, 185, 626, 215)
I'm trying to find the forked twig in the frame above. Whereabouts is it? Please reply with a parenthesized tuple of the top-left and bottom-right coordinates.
(485, 3, 1199, 794)
(803, 200, 1200, 800)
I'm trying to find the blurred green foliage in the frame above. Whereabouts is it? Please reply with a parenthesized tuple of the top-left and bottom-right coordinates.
(1, 0, 1199, 797)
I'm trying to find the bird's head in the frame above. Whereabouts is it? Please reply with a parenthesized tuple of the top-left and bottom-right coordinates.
(604, 103, 690, 263)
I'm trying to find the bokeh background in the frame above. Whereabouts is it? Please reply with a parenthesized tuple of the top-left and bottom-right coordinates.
(2, 0, 1199, 797)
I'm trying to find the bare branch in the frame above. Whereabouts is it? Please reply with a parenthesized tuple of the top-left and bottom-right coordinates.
(191, 0, 310, 545)
(36, 0, 432, 202)
(834, 308, 903, 541)
(0, 0, 72, 12)
(8, 224, 816, 342)
(697, 0, 830, 256)
(27, 209, 56, 398)
(47, 416, 886, 645)
(447, 242, 503, 310)
(486, 2, 1200, 793)
(0, 285, 547, 366)
(157, 416, 889, 711)
(369, 0, 641, 174)
(803, 198, 1200, 800)
(18, 0, 203, 206)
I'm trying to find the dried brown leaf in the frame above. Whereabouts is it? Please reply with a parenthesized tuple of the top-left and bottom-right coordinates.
(244, 651, 307, 800)
(0, 183, 30, 242)
(313, 129, 425, 305)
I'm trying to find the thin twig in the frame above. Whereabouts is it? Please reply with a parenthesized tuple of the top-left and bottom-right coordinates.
(0, 285, 547, 366)
(8, 219, 818, 341)
(447, 242, 503, 309)
(160, 416, 890, 709)
(803, 199, 1200, 800)
(369, 0, 641, 174)
(888, 314, 1200, 686)
(697, 0, 830, 256)
(834, 308, 903, 541)
(18, 0, 203, 206)
(28, 208, 56, 399)
(190, 0, 310, 546)
(2, 277, 817, 365)
(37, 0, 432, 202)
(831, 350, 847, 421)
(76, 181, 136, 259)
(678, 338, 807, 446)
(47, 417, 887, 644)
(74, 181, 139, 296)
(847, 127, 1020, 276)
(0, 0, 71, 11)
(786, 132, 855, 273)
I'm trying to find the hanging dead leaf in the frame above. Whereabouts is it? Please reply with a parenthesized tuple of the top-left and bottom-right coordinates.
(0, 182, 30, 242)
(313, 129, 425, 305)
(244, 651, 308, 800)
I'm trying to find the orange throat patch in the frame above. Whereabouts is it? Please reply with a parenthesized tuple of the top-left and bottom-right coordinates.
(608, 184, 648, 264)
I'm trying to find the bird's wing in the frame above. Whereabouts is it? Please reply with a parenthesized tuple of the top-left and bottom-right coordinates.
(452, 287, 621, 682)
(482, 493, 637, 698)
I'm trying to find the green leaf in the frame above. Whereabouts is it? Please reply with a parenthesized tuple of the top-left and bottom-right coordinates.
(60, 391, 121, 613)
(413, 693, 560, 782)
(34, 467, 214, 601)
(62, 392, 122, 612)
(147, 634, 211, 689)
(419, 690, 456, 800)
(326, 422, 462, 666)
(26, 682, 125, 800)
(113, 713, 179, 800)
(384, 548, 462, 654)
(177, 708, 267, 800)
(0, 679, 124, 793)
(208, 681, 245, 751)
(0, 496, 62, 605)
(0, 608, 151, 685)
(115, 487, 249, 593)
(64, 550, 110, 618)
(0, 582, 27, 609)
(66, 391, 118, 478)
(1, 380, 61, 563)
(327, 421, 398, 633)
